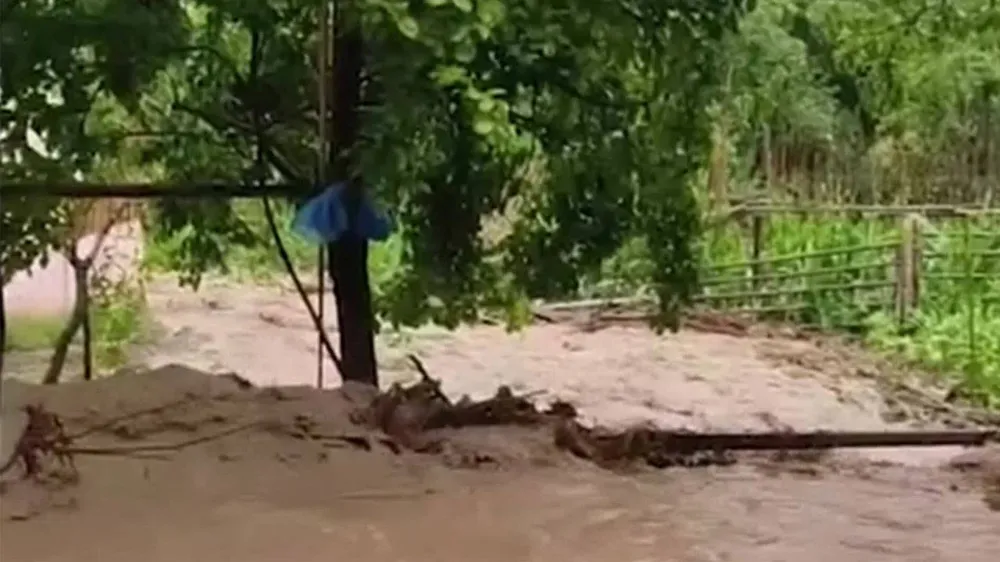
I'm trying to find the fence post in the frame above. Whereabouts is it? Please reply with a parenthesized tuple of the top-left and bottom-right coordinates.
(911, 215, 923, 309)
(894, 214, 922, 327)
(761, 123, 773, 190)
(750, 212, 764, 291)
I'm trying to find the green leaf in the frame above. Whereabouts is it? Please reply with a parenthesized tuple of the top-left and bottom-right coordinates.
(454, 40, 476, 63)
(472, 117, 495, 135)
(475, 0, 506, 26)
(432, 65, 467, 86)
(477, 97, 495, 112)
(396, 15, 420, 39)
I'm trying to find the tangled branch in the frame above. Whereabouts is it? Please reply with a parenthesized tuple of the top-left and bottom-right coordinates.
(0, 403, 257, 483)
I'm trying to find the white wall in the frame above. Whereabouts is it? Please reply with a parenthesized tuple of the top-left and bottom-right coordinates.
(3, 220, 145, 318)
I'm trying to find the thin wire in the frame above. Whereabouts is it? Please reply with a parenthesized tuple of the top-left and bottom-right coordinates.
(247, 30, 345, 380)
(260, 196, 344, 377)
(315, 0, 331, 389)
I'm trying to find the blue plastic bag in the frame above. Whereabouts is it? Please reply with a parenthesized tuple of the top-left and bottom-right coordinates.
(292, 182, 393, 243)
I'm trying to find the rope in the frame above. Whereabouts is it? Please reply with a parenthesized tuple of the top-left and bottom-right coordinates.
(245, 31, 345, 380)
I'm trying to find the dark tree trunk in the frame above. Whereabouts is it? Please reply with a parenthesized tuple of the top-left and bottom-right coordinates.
(327, 238, 377, 386)
(327, 22, 378, 386)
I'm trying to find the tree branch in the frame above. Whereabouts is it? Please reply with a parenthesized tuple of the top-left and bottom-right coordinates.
(0, 0, 23, 23)
(172, 102, 306, 183)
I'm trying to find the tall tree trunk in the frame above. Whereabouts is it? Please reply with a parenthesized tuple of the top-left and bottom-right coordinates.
(327, 21, 378, 386)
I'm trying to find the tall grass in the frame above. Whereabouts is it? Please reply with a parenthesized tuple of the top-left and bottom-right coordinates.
(590, 213, 1000, 405)
(4, 287, 149, 372)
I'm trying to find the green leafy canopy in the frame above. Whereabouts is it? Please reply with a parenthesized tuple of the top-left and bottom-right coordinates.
(3, 0, 753, 329)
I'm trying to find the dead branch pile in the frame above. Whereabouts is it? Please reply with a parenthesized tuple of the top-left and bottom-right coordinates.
(0, 405, 78, 482)
(347, 355, 737, 469)
(349, 355, 1000, 470)
(0, 401, 257, 486)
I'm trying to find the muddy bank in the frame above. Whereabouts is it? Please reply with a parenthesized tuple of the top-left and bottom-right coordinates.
(2, 363, 999, 562)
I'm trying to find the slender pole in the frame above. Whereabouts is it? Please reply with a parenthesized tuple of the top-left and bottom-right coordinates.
(315, 0, 331, 389)
(0, 190, 6, 383)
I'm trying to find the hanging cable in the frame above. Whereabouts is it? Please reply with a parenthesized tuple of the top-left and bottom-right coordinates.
(260, 198, 343, 378)
(246, 28, 345, 380)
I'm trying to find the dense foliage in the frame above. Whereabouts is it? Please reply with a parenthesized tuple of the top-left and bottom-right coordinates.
(716, 0, 1000, 202)
(3, 0, 753, 383)
(4, 0, 1000, 391)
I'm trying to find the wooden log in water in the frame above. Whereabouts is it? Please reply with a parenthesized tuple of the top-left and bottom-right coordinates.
(649, 429, 998, 452)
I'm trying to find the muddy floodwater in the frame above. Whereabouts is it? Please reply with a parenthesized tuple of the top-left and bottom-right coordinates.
(2, 281, 998, 561)
(3, 454, 997, 562)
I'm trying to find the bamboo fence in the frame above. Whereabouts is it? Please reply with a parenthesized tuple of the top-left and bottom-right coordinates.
(699, 205, 1000, 329)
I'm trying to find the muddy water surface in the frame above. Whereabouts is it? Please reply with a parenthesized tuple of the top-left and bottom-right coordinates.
(4, 459, 995, 562)
(3, 281, 998, 561)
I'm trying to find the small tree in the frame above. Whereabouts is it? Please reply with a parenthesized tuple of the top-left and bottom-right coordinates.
(41, 201, 130, 385)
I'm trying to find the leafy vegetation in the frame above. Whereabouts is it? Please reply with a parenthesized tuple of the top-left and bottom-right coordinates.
(538, 0, 1000, 403)
(4, 297, 148, 371)
(4, 0, 1000, 399)
(587, 214, 1000, 406)
(4, 0, 747, 385)
(700, 0, 1000, 403)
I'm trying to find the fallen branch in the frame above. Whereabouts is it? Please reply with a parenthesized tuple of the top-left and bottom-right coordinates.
(64, 421, 259, 456)
(1, 403, 258, 484)
(887, 377, 1000, 427)
(66, 397, 195, 441)
(351, 372, 1000, 471)
(406, 354, 452, 406)
(335, 488, 437, 500)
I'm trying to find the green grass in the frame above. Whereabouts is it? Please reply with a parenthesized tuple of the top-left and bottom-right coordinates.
(89, 285, 151, 370)
(589, 213, 1000, 406)
(4, 288, 150, 372)
(5, 314, 67, 351)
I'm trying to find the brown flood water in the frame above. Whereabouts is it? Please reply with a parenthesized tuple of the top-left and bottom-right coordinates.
(3, 457, 997, 562)
(2, 281, 997, 562)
